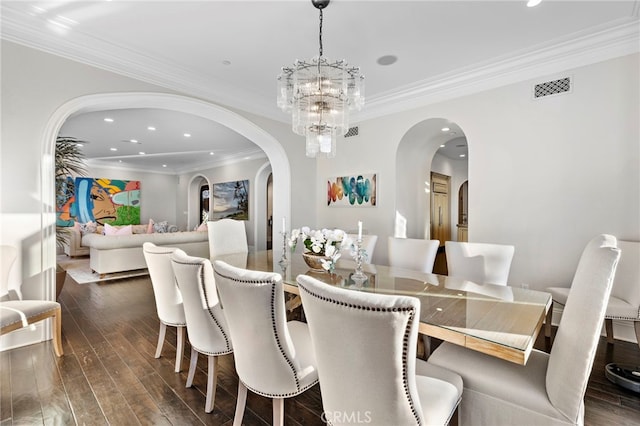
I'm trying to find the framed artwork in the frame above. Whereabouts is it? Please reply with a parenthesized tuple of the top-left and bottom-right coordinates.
(211, 180, 249, 220)
(57, 177, 141, 226)
(327, 173, 376, 207)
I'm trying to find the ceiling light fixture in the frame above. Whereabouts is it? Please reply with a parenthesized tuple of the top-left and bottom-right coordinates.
(104, 118, 114, 122)
(147, 126, 156, 131)
(277, 0, 364, 158)
(527, 0, 542, 7)
(183, 133, 191, 138)
(441, 127, 450, 132)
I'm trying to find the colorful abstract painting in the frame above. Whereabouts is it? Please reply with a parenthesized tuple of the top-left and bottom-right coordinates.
(57, 177, 141, 226)
(211, 180, 249, 220)
(327, 174, 377, 207)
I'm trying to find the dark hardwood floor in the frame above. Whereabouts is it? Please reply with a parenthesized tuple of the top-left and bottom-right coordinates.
(1, 271, 639, 425)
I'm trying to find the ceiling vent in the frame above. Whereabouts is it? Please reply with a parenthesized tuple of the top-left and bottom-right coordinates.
(533, 76, 572, 99)
(344, 126, 359, 138)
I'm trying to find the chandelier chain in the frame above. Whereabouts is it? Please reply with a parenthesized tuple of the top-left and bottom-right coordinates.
(318, 8, 323, 58)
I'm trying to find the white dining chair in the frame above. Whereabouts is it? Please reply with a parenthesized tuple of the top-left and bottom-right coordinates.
(428, 234, 621, 426)
(388, 237, 440, 273)
(207, 219, 248, 258)
(445, 241, 515, 285)
(170, 249, 233, 413)
(142, 242, 187, 372)
(341, 233, 378, 264)
(297, 273, 462, 425)
(546, 240, 639, 348)
(212, 260, 318, 426)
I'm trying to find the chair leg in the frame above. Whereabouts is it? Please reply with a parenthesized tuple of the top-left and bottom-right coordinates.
(52, 306, 63, 357)
(186, 347, 198, 388)
(422, 335, 432, 359)
(155, 322, 167, 358)
(605, 318, 615, 344)
(175, 325, 186, 372)
(205, 355, 219, 413)
(233, 381, 248, 426)
(634, 321, 640, 350)
(273, 398, 284, 426)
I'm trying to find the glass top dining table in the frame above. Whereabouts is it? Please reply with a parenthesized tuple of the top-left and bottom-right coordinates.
(213, 250, 552, 365)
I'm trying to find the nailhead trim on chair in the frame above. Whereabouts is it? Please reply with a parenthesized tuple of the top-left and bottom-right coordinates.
(172, 259, 232, 355)
(297, 280, 421, 425)
(215, 270, 318, 398)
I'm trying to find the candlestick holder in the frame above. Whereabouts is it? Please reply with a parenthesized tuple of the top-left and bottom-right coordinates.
(278, 230, 289, 267)
(351, 238, 367, 280)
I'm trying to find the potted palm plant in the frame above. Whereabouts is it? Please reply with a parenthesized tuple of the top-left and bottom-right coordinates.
(55, 136, 87, 298)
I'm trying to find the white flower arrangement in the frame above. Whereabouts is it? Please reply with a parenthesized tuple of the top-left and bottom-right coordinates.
(289, 227, 352, 272)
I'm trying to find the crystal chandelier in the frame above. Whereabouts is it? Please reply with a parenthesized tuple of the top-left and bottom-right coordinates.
(277, 0, 364, 158)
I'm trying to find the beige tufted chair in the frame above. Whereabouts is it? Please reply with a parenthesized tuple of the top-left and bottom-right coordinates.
(171, 249, 233, 413)
(213, 260, 318, 426)
(297, 273, 463, 425)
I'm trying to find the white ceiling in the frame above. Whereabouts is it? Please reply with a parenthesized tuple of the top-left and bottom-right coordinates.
(2, 0, 638, 172)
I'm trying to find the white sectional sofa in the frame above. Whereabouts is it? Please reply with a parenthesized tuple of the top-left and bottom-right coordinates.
(80, 230, 209, 277)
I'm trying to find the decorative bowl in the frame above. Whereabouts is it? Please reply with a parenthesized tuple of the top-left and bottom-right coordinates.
(302, 252, 330, 272)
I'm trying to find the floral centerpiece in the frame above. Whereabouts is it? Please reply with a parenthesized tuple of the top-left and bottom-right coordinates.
(289, 227, 351, 272)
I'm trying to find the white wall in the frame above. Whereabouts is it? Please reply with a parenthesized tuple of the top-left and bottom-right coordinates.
(318, 54, 639, 291)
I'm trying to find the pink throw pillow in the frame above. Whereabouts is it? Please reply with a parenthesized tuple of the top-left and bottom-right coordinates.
(146, 219, 154, 234)
(104, 223, 133, 236)
(196, 222, 208, 232)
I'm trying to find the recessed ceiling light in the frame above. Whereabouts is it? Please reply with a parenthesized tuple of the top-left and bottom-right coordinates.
(147, 126, 156, 131)
(527, 0, 542, 7)
(440, 144, 446, 148)
(459, 154, 466, 158)
(376, 55, 397, 66)
(139, 152, 145, 155)
(222, 60, 231, 66)
(110, 147, 117, 151)
(162, 164, 167, 168)
(76, 143, 84, 147)
(104, 118, 114, 122)
(183, 133, 191, 138)
(129, 139, 138, 143)
(209, 152, 215, 156)
(441, 127, 450, 132)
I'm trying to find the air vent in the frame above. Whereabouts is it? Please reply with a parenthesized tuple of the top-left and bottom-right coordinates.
(344, 126, 359, 138)
(533, 77, 571, 99)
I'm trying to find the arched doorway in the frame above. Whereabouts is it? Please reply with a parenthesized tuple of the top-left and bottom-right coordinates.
(394, 118, 468, 242)
(41, 92, 291, 295)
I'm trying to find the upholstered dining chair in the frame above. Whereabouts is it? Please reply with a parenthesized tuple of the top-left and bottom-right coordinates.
(428, 234, 620, 426)
(212, 260, 318, 426)
(0, 245, 63, 357)
(207, 218, 248, 258)
(341, 233, 378, 264)
(388, 237, 440, 273)
(170, 249, 233, 413)
(297, 274, 463, 426)
(546, 240, 639, 348)
(445, 241, 515, 285)
(142, 242, 187, 372)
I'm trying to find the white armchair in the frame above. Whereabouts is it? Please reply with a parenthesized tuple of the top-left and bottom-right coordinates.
(0, 245, 63, 357)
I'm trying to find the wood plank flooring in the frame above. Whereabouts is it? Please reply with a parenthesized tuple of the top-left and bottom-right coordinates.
(1, 272, 639, 425)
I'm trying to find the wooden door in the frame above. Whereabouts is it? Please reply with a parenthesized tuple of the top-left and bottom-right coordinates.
(430, 172, 451, 245)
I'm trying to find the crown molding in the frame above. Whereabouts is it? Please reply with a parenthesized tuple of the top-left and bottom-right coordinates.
(2, 7, 638, 124)
(355, 17, 640, 122)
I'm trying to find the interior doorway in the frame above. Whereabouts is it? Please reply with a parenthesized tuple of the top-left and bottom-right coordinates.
(430, 172, 451, 245)
(266, 173, 273, 250)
